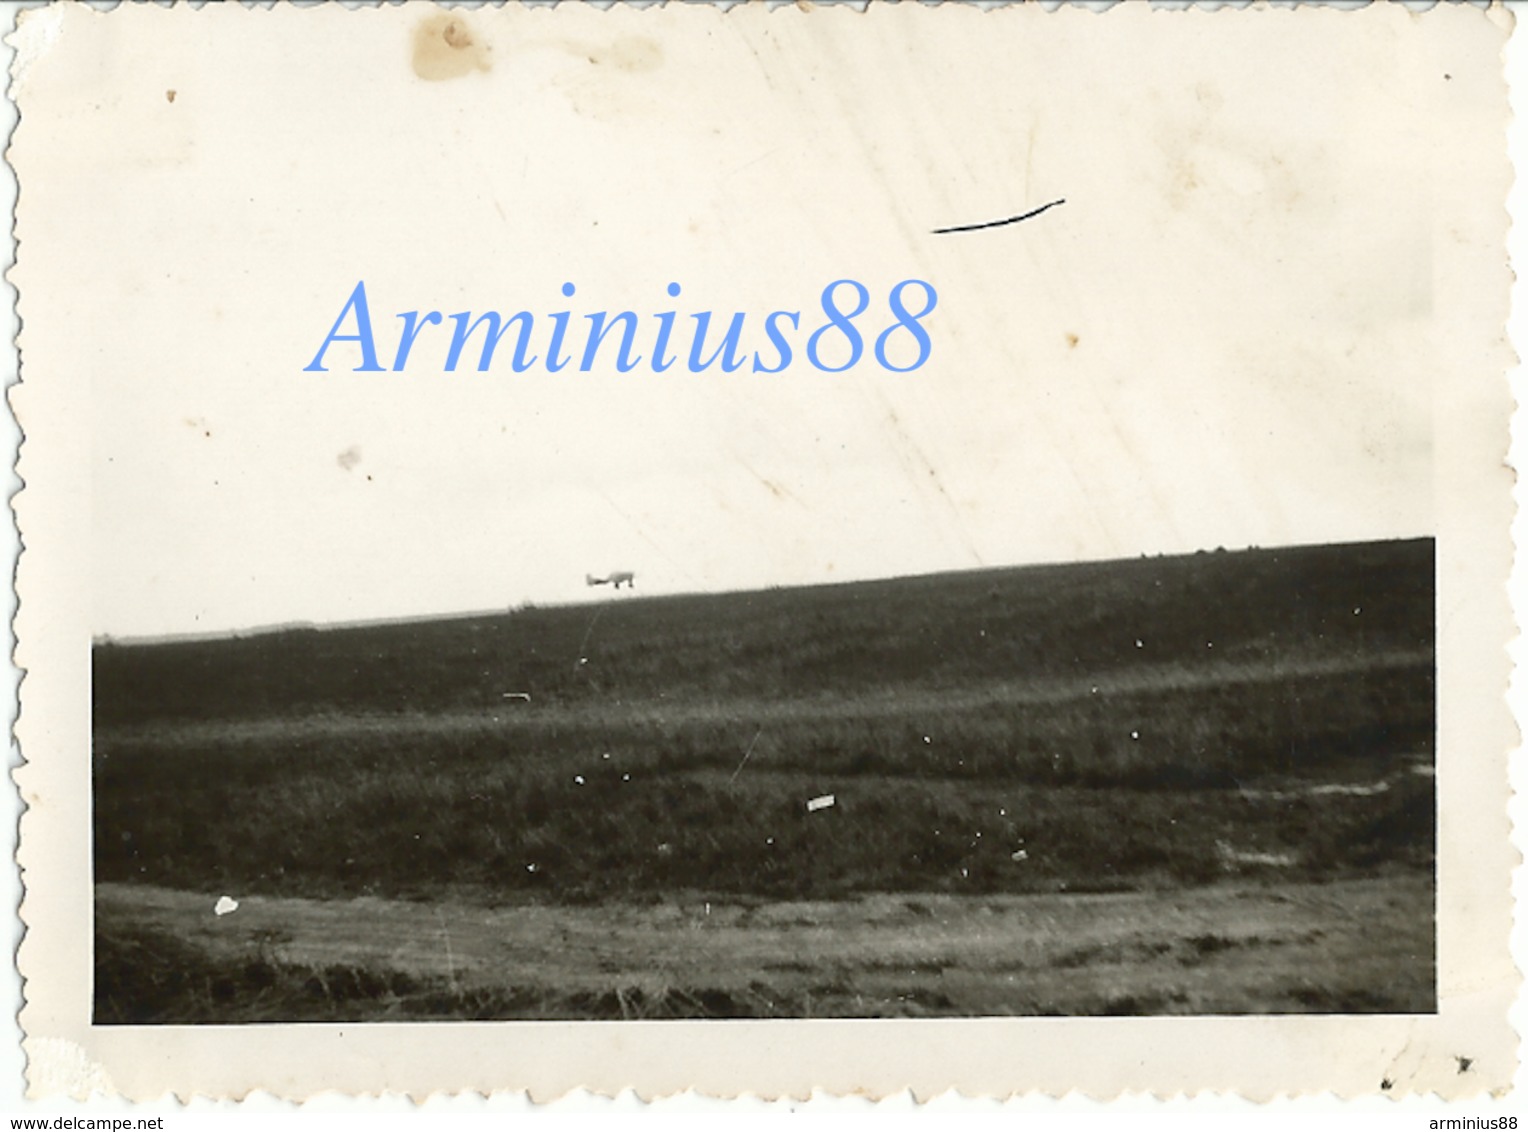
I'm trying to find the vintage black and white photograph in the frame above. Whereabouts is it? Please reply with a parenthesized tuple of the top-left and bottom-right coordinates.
(10, 0, 1514, 1099)
(91, 539, 1436, 1021)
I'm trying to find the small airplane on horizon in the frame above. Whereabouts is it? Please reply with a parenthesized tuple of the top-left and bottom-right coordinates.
(586, 571, 636, 590)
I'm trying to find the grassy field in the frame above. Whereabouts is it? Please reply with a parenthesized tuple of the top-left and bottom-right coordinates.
(92, 538, 1436, 1020)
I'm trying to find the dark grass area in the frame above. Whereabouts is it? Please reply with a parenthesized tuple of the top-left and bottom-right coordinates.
(92, 539, 1436, 1022)
(92, 539, 1434, 905)
(93, 539, 1433, 725)
(95, 756, 1434, 904)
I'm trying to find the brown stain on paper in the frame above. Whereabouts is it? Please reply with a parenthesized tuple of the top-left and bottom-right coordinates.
(412, 13, 491, 82)
(585, 37, 663, 74)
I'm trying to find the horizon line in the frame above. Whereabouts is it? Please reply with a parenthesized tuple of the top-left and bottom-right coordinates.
(91, 533, 1435, 650)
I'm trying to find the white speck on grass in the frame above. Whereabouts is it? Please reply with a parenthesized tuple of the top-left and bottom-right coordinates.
(923, 736, 931, 744)
(1135, 639, 1143, 648)
(622, 773, 630, 781)
(602, 752, 610, 760)
(1131, 731, 1139, 740)
(1011, 850, 1029, 862)
(214, 896, 238, 916)
(574, 775, 585, 785)
(806, 794, 836, 812)
(527, 863, 539, 873)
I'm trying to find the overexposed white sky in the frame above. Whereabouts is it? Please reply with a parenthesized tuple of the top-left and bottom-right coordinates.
(14, 2, 1498, 637)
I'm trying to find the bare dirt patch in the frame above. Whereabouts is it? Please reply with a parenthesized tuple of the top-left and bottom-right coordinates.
(96, 872, 1433, 1021)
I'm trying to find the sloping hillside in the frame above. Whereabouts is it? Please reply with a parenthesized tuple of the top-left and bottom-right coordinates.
(94, 538, 1433, 725)
(92, 539, 1434, 906)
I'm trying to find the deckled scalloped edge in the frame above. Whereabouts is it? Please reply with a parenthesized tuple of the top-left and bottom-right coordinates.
(4, 0, 1521, 1110)
(3, 0, 30, 1117)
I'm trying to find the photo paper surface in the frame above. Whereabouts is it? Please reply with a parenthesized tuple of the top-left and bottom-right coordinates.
(8, 0, 1516, 1100)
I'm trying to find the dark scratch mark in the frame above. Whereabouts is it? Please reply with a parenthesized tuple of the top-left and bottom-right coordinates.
(932, 199, 1065, 235)
(732, 452, 804, 507)
(1456, 1056, 1473, 1074)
